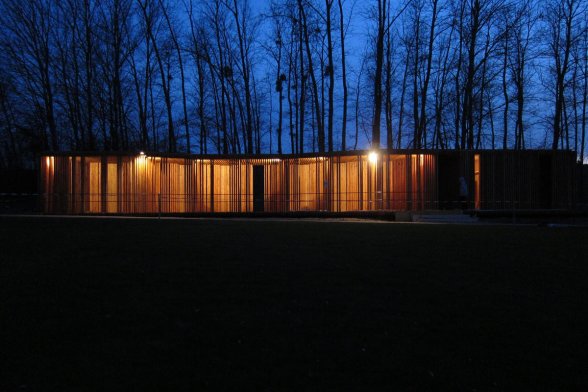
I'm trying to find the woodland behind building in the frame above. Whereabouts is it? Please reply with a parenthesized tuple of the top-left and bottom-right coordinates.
(0, 0, 587, 168)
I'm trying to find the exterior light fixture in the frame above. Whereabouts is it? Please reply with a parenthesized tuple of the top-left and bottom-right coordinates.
(368, 151, 378, 164)
(139, 151, 145, 156)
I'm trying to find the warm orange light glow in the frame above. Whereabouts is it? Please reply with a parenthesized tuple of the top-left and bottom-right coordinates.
(45, 156, 55, 175)
(39, 151, 572, 215)
(136, 153, 147, 167)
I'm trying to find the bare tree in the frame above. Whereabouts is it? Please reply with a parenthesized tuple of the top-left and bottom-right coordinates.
(186, 0, 211, 153)
(298, 0, 324, 152)
(338, 0, 351, 150)
(432, 15, 455, 149)
(406, 0, 436, 148)
(158, 0, 190, 152)
(372, 0, 387, 149)
(384, 8, 394, 149)
(1, 0, 588, 166)
(225, 0, 258, 153)
(545, 0, 584, 149)
(371, 0, 408, 148)
(0, 71, 22, 167)
(128, 1, 156, 151)
(0, 0, 59, 151)
(580, 13, 588, 162)
(325, 0, 335, 152)
(416, 0, 440, 148)
(266, 2, 287, 154)
(138, 0, 176, 152)
(509, 0, 539, 150)
(500, 4, 511, 149)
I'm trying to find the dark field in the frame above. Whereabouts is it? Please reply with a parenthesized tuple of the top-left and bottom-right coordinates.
(1, 216, 587, 390)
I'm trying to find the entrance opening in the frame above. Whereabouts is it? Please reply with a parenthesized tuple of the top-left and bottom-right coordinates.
(253, 165, 264, 212)
(438, 153, 460, 209)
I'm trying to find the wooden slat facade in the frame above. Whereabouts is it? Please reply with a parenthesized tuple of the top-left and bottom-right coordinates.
(39, 150, 576, 214)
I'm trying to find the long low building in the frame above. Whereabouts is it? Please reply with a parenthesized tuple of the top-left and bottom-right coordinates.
(40, 149, 577, 214)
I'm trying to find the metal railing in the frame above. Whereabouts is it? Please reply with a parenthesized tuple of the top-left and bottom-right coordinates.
(36, 192, 578, 214)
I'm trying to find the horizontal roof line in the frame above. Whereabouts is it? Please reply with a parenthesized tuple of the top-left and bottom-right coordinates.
(39, 148, 576, 158)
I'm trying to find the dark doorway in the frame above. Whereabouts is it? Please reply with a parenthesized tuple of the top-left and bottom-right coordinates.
(438, 153, 460, 209)
(253, 165, 264, 212)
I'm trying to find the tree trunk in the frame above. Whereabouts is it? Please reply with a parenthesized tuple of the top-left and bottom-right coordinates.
(326, 0, 334, 152)
(372, 0, 386, 149)
(160, 0, 190, 153)
(416, 0, 438, 149)
(298, 0, 324, 153)
(138, 0, 175, 152)
(338, 0, 348, 151)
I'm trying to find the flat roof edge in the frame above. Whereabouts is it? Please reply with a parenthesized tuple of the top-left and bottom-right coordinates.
(39, 149, 578, 159)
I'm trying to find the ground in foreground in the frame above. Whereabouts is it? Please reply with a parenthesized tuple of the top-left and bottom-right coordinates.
(1, 216, 587, 390)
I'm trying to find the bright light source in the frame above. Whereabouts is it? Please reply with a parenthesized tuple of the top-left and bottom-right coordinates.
(139, 151, 145, 156)
(368, 151, 378, 164)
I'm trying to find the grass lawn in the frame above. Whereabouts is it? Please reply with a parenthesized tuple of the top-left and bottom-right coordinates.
(1, 216, 587, 390)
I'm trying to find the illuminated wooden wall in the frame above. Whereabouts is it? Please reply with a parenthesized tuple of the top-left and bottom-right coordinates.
(40, 150, 575, 214)
(40, 152, 436, 214)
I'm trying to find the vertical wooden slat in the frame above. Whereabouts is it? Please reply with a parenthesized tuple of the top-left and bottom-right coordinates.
(40, 150, 577, 214)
